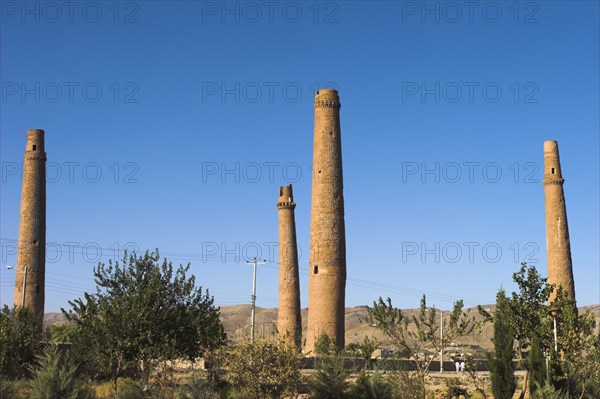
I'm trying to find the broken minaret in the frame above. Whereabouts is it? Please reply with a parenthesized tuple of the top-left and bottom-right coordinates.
(277, 184, 302, 348)
(306, 89, 347, 352)
(543, 140, 576, 303)
(13, 129, 47, 327)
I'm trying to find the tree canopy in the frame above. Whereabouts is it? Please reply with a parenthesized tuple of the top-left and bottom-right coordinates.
(62, 250, 226, 396)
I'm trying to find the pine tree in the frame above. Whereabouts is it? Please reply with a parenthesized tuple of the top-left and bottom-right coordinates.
(309, 333, 349, 399)
(528, 334, 546, 395)
(490, 289, 517, 399)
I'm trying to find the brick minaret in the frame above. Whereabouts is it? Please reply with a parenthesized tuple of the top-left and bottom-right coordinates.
(543, 140, 575, 302)
(277, 184, 302, 348)
(13, 129, 46, 327)
(306, 89, 346, 352)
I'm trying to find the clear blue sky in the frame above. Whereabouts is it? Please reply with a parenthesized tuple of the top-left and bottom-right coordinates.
(1, 1, 598, 313)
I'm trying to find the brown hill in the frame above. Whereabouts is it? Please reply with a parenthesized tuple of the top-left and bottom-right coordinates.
(45, 304, 600, 351)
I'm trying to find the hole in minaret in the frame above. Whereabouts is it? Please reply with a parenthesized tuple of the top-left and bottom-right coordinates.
(33, 240, 38, 245)
(36, 284, 40, 293)
(32, 145, 36, 151)
(551, 168, 555, 174)
(313, 265, 318, 274)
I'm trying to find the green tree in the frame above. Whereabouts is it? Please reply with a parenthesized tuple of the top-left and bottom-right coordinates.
(368, 295, 477, 399)
(47, 322, 99, 378)
(492, 263, 599, 399)
(487, 289, 517, 399)
(464, 354, 489, 399)
(508, 263, 553, 399)
(224, 338, 302, 399)
(567, 333, 600, 398)
(528, 334, 546, 395)
(0, 304, 41, 378)
(63, 250, 226, 398)
(346, 335, 380, 371)
(309, 333, 349, 399)
(550, 288, 600, 398)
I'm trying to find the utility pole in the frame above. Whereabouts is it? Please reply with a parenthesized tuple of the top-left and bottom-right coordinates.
(246, 257, 266, 343)
(440, 309, 444, 373)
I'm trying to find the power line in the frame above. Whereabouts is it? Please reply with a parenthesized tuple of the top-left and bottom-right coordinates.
(1, 238, 495, 305)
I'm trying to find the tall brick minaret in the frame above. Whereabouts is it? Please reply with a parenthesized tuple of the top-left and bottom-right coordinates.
(277, 184, 302, 348)
(306, 89, 346, 352)
(13, 129, 46, 327)
(543, 140, 576, 303)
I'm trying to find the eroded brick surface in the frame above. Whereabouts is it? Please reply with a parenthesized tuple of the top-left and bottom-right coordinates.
(14, 129, 46, 327)
(306, 90, 346, 352)
(543, 140, 576, 303)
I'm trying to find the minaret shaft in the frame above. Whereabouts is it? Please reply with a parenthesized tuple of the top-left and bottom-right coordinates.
(307, 89, 346, 352)
(543, 140, 575, 303)
(277, 185, 301, 348)
(13, 129, 46, 327)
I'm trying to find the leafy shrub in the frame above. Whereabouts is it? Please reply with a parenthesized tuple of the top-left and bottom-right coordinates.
(0, 305, 41, 378)
(0, 375, 17, 399)
(348, 371, 393, 399)
(531, 382, 562, 399)
(177, 375, 219, 399)
(117, 378, 145, 399)
(392, 371, 425, 399)
(224, 338, 302, 399)
(47, 322, 99, 378)
(29, 344, 93, 399)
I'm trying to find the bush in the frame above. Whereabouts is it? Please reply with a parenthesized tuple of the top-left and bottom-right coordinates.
(0, 305, 41, 378)
(444, 378, 469, 399)
(392, 371, 425, 399)
(177, 374, 219, 399)
(224, 338, 302, 399)
(531, 382, 562, 399)
(117, 378, 145, 399)
(348, 372, 372, 399)
(0, 375, 17, 399)
(47, 322, 100, 378)
(0, 378, 31, 399)
(29, 344, 93, 399)
(348, 371, 393, 399)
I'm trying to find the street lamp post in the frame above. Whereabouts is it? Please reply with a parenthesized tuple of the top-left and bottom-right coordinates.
(550, 307, 559, 353)
(544, 348, 550, 381)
